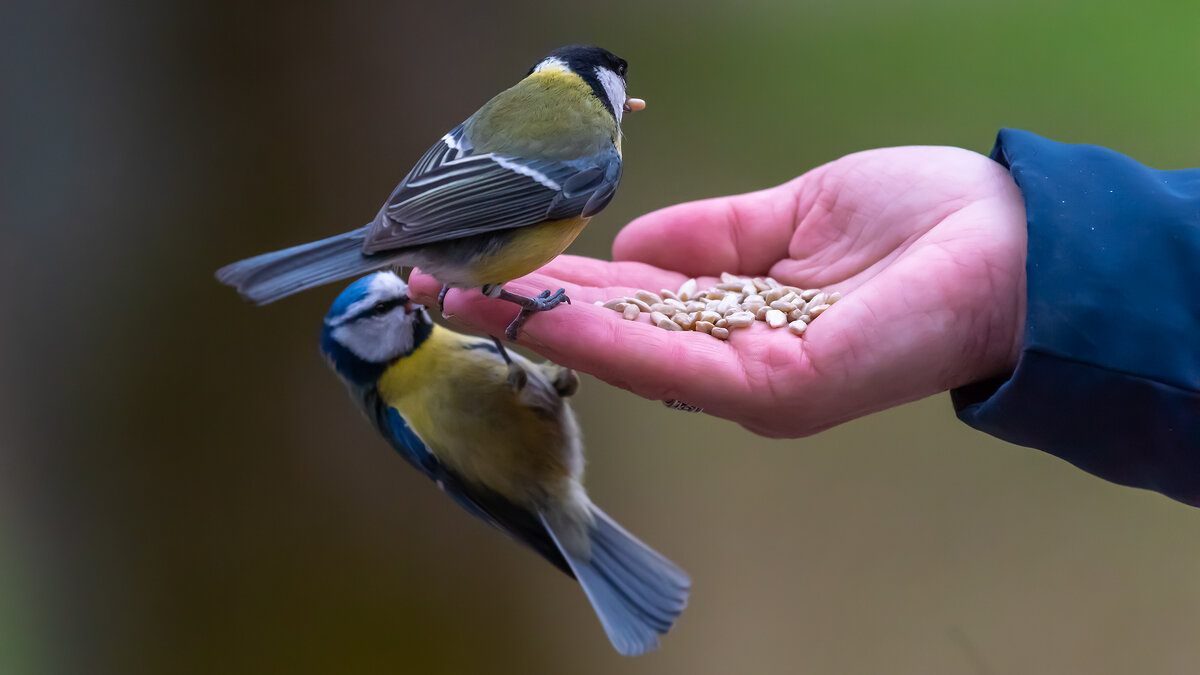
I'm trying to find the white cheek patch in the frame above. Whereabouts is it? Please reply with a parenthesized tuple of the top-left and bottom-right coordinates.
(332, 311, 416, 363)
(593, 66, 627, 124)
(326, 273, 418, 362)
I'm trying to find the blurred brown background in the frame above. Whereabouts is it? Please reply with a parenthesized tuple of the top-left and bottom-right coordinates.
(4, 0, 1200, 673)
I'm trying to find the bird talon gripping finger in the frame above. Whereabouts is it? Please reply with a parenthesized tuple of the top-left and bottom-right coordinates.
(216, 45, 642, 311)
(496, 287, 571, 341)
(321, 273, 690, 656)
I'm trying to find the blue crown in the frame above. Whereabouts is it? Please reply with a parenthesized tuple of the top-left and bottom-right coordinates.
(325, 272, 388, 322)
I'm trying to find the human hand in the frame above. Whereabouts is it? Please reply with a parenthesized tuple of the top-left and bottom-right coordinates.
(409, 146, 1027, 437)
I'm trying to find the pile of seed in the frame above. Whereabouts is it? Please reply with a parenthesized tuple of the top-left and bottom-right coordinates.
(595, 273, 840, 340)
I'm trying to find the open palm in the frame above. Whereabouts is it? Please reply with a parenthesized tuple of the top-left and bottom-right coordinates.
(410, 146, 1027, 437)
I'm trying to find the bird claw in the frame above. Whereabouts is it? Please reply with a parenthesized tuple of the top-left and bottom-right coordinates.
(499, 287, 571, 340)
(484, 333, 528, 389)
(552, 367, 580, 397)
(536, 288, 572, 306)
(488, 334, 528, 390)
(503, 321, 521, 341)
(506, 362, 529, 391)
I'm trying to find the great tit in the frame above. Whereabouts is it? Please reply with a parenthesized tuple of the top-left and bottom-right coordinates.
(319, 272, 690, 656)
(219, 45, 645, 340)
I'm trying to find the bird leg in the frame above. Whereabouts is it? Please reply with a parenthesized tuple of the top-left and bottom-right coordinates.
(437, 284, 451, 316)
(490, 335, 527, 391)
(484, 286, 571, 341)
(548, 365, 579, 397)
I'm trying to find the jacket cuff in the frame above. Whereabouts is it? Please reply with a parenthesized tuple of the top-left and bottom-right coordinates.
(952, 129, 1200, 506)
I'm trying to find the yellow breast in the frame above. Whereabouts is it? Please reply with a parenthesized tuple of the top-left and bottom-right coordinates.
(464, 216, 591, 288)
(376, 326, 575, 506)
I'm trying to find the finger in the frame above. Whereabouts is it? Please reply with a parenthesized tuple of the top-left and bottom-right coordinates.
(535, 255, 692, 293)
(410, 257, 719, 314)
(612, 182, 800, 277)
(409, 269, 613, 312)
(408, 270, 751, 406)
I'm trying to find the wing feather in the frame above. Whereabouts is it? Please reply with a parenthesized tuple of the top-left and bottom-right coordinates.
(363, 124, 621, 254)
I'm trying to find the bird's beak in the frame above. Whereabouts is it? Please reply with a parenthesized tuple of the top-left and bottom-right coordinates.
(623, 97, 646, 113)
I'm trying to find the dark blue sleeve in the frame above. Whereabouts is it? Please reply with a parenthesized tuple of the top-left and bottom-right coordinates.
(952, 129, 1200, 506)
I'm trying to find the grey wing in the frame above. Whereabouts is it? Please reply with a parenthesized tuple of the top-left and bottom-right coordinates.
(363, 125, 622, 254)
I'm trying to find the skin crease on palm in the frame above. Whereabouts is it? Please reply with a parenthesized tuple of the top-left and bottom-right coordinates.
(409, 146, 1029, 438)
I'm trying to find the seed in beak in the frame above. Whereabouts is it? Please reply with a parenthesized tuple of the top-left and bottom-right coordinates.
(623, 97, 646, 113)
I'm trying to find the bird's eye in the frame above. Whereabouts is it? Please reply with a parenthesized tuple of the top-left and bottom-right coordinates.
(367, 296, 408, 318)
(617, 63, 627, 77)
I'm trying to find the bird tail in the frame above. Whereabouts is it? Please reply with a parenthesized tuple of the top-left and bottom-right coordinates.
(542, 505, 691, 656)
(215, 227, 405, 305)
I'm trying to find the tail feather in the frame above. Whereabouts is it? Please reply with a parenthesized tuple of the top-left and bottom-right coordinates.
(571, 564, 662, 656)
(590, 508, 690, 609)
(542, 506, 691, 657)
(588, 538, 681, 629)
(215, 227, 405, 304)
(589, 546, 675, 632)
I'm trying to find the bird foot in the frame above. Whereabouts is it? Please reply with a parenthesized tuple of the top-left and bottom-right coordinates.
(437, 285, 451, 317)
(495, 288, 571, 341)
(506, 363, 528, 391)
(551, 367, 579, 397)
(489, 335, 527, 391)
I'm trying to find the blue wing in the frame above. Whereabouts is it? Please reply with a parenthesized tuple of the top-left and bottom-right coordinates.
(361, 388, 574, 577)
(362, 124, 622, 254)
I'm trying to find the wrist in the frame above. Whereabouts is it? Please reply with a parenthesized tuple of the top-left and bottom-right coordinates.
(959, 163, 1029, 387)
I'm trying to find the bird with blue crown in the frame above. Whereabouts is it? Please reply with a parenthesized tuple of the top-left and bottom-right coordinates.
(319, 271, 690, 656)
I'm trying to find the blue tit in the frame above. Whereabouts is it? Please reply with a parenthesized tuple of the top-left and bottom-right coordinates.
(219, 45, 645, 340)
(319, 271, 689, 656)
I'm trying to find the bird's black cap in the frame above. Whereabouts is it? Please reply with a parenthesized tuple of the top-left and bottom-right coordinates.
(528, 45, 629, 116)
(537, 45, 628, 78)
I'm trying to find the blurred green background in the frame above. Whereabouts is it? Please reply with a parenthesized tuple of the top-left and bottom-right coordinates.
(5, 0, 1200, 673)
